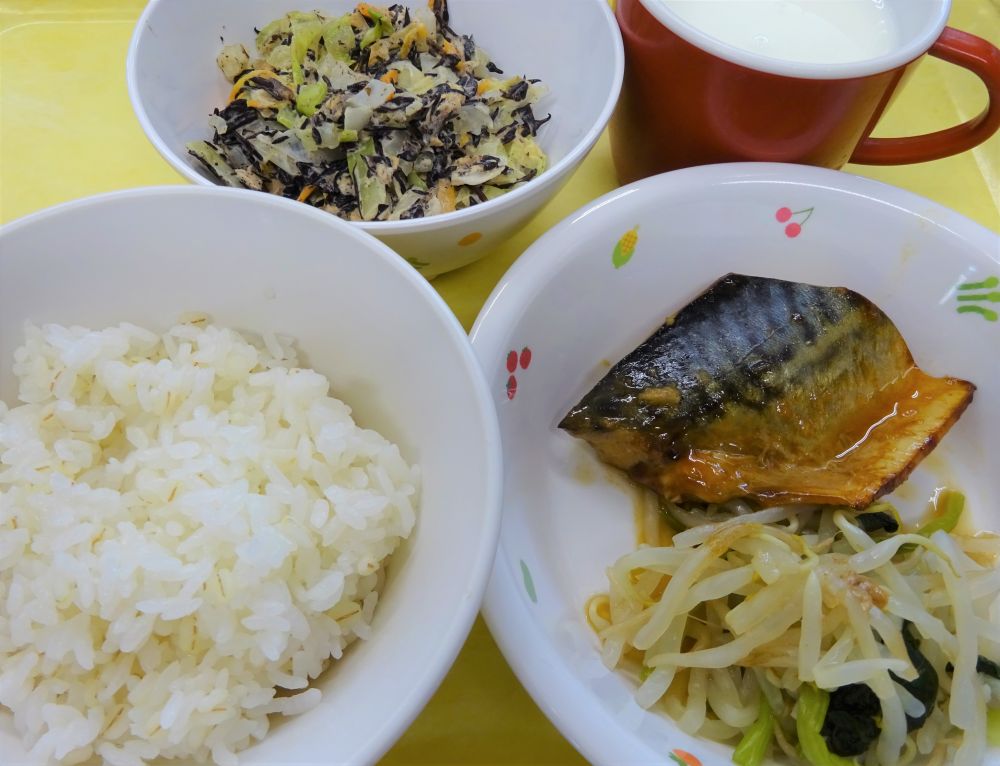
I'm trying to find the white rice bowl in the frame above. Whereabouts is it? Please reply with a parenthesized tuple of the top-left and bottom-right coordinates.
(0, 320, 419, 765)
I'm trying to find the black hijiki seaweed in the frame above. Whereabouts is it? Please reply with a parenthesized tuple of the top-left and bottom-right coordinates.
(466, 127, 486, 148)
(457, 74, 478, 99)
(513, 104, 552, 136)
(387, 5, 410, 27)
(435, 52, 462, 70)
(247, 76, 293, 102)
(407, 45, 423, 70)
(215, 101, 258, 131)
(496, 122, 519, 145)
(461, 36, 477, 62)
(398, 199, 427, 220)
(230, 131, 263, 163)
(188, 151, 225, 184)
(503, 80, 529, 102)
(475, 155, 502, 172)
(392, 168, 410, 189)
(431, 0, 448, 24)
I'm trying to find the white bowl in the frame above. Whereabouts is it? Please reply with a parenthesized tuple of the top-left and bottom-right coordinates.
(126, 0, 624, 278)
(469, 163, 1000, 765)
(0, 186, 502, 765)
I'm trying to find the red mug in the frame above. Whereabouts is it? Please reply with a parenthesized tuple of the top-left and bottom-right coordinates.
(610, 0, 1000, 184)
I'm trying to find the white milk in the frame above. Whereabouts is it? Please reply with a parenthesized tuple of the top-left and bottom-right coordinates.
(659, 0, 898, 64)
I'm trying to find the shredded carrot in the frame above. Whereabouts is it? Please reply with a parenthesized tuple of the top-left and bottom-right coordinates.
(441, 39, 459, 57)
(357, 2, 375, 18)
(227, 69, 282, 104)
(400, 23, 427, 58)
(378, 68, 398, 100)
(436, 182, 456, 213)
(296, 185, 317, 202)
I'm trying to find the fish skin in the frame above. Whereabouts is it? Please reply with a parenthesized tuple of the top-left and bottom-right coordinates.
(559, 274, 975, 508)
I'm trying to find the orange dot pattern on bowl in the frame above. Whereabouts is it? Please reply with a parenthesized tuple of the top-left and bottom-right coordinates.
(668, 750, 702, 766)
(458, 231, 483, 247)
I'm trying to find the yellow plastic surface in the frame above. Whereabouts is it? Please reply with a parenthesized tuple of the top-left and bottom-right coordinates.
(0, 1, 997, 763)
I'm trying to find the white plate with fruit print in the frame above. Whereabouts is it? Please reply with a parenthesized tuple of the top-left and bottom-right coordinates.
(471, 163, 1000, 766)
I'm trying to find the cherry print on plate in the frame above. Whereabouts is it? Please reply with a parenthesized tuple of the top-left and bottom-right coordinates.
(505, 347, 533, 400)
(775, 206, 814, 238)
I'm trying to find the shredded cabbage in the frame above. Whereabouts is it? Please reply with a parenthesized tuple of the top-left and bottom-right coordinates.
(295, 81, 327, 116)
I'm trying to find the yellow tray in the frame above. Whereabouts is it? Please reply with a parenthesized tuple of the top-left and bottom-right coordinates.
(1, 1, 997, 762)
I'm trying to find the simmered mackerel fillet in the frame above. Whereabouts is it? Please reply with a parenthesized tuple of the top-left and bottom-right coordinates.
(559, 274, 975, 508)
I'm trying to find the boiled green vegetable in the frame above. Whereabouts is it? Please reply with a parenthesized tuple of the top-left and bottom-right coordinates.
(732, 695, 774, 766)
(797, 685, 856, 766)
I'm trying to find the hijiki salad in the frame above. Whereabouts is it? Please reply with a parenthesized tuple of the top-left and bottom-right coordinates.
(188, 1, 550, 221)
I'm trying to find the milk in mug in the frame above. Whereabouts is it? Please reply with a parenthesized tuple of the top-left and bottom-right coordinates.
(658, 0, 899, 64)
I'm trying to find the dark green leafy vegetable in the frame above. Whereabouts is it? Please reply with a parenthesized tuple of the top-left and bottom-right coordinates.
(855, 509, 899, 535)
(821, 622, 938, 758)
(796, 685, 856, 766)
(821, 683, 881, 757)
(890, 622, 938, 732)
(946, 655, 1000, 680)
(977, 656, 1000, 680)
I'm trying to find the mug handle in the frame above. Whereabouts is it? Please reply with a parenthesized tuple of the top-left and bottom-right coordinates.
(850, 27, 1000, 165)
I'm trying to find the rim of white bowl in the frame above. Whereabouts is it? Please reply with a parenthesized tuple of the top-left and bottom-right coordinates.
(0, 184, 505, 766)
(635, 0, 950, 81)
(125, 0, 625, 236)
(470, 162, 999, 766)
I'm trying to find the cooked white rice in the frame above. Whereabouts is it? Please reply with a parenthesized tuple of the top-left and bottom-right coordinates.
(0, 320, 419, 765)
